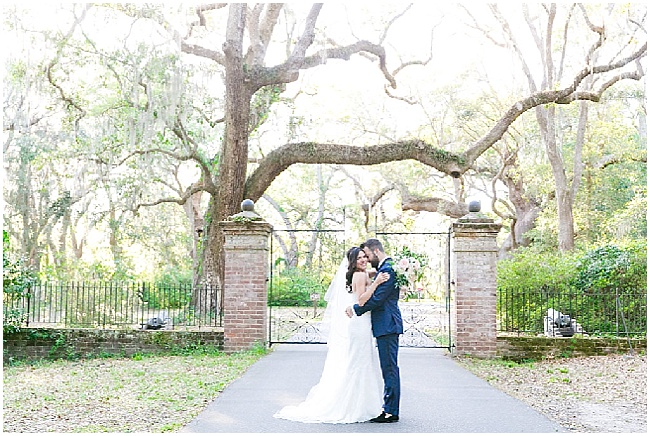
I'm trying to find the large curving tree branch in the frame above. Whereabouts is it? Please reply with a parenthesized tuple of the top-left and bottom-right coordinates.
(45, 4, 92, 132)
(246, 37, 645, 204)
(463, 47, 646, 165)
(250, 39, 397, 90)
(399, 189, 468, 218)
(244, 140, 465, 201)
(131, 182, 208, 213)
(181, 41, 226, 65)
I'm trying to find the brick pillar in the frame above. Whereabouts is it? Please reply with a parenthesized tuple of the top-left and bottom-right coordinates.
(451, 202, 502, 358)
(219, 200, 272, 353)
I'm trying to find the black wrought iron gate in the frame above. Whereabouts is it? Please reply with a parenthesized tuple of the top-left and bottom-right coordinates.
(268, 229, 453, 350)
(268, 229, 345, 344)
(377, 231, 453, 350)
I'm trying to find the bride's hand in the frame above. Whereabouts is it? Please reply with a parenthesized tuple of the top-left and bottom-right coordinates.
(375, 272, 389, 284)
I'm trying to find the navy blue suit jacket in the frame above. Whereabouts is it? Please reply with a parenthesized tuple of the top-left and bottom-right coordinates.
(353, 257, 403, 337)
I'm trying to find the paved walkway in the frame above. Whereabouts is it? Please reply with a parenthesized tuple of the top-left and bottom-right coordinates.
(182, 344, 566, 433)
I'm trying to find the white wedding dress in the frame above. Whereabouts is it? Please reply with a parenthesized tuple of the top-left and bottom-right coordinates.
(273, 260, 383, 424)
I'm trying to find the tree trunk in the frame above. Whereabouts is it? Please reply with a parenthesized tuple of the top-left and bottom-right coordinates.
(556, 190, 575, 251)
(497, 168, 540, 258)
(536, 102, 576, 252)
(497, 204, 540, 258)
(70, 220, 84, 260)
(305, 165, 330, 268)
(107, 207, 125, 276)
(263, 194, 298, 268)
(201, 5, 254, 313)
(183, 188, 205, 310)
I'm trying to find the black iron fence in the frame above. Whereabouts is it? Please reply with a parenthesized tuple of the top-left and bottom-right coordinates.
(498, 286, 646, 337)
(3, 282, 222, 330)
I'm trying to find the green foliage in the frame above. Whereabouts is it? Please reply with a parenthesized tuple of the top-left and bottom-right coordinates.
(48, 332, 78, 360)
(497, 248, 580, 292)
(268, 268, 328, 307)
(250, 84, 285, 133)
(138, 282, 194, 310)
(231, 215, 262, 223)
(598, 187, 647, 241)
(21, 330, 78, 360)
(578, 159, 647, 244)
(246, 341, 270, 356)
(4, 3, 645, 298)
(574, 241, 646, 293)
(154, 267, 193, 287)
(498, 242, 647, 336)
(3, 231, 37, 294)
(3, 231, 37, 334)
(2, 309, 26, 335)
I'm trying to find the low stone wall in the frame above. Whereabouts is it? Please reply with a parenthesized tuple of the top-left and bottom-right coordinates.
(5, 328, 645, 364)
(497, 335, 647, 360)
(3, 328, 224, 363)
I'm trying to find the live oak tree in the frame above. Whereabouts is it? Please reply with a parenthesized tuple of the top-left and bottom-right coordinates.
(385, 3, 645, 253)
(4, 4, 199, 280)
(465, 3, 646, 251)
(107, 3, 647, 289)
(165, 3, 448, 288)
(32, 3, 440, 306)
(4, 3, 645, 297)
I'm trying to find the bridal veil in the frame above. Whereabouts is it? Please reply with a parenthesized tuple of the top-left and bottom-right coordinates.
(273, 255, 383, 423)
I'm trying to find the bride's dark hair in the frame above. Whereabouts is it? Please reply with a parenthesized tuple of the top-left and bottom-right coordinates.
(345, 247, 362, 293)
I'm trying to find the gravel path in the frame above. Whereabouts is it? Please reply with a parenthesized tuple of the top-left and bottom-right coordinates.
(456, 352, 647, 433)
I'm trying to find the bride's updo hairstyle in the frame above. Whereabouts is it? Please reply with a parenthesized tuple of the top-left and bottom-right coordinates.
(345, 247, 362, 293)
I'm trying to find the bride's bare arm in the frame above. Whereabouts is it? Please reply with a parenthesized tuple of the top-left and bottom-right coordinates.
(355, 272, 389, 306)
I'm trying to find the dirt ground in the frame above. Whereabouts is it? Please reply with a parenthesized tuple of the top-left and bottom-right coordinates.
(457, 352, 647, 433)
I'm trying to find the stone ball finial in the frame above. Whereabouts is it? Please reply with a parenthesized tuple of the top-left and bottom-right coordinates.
(468, 200, 481, 213)
(241, 199, 255, 212)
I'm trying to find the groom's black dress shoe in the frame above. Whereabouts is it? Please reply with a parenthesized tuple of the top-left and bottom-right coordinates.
(369, 412, 399, 423)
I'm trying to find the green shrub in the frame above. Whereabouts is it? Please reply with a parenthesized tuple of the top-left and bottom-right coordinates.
(497, 249, 580, 292)
(3, 231, 37, 334)
(139, 282, 193, 309)
(154, 267, 193, 287)
(497, 242, 646, 336)
(574, 241, 646, 293)
(268, 268, 328, 307)
(573, 241, 647, 336)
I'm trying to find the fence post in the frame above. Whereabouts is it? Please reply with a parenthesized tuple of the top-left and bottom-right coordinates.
(451, 201, 502, 358)
(219, 200, 272, 353)
(25, 288, 31, 327)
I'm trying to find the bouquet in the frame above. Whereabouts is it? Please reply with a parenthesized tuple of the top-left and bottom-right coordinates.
(389, 246, 428, 289)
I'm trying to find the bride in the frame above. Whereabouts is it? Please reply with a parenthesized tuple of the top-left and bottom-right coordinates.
(273, 246, 388, 423)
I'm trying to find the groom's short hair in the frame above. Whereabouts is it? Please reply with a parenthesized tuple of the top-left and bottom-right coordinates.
(361, 238, 384, 253)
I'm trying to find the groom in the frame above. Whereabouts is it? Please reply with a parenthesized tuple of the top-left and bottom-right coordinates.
(346, 238, 402, 423)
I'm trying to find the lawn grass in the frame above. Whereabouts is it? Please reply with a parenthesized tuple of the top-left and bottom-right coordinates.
(3, 347, 268, 433)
